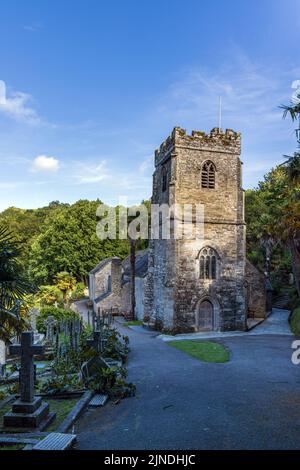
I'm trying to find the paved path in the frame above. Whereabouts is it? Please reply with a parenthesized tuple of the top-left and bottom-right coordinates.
(72, 299, 90, 323)
(75, 318, 300, 450)
(158, 308, 291, 342)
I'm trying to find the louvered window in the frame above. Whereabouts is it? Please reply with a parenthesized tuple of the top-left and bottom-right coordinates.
(201, 161, 216, 189)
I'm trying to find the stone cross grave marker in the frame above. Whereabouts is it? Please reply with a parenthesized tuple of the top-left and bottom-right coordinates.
(4, 331, 55, 429)
(10, 331, 44, 402)
(45, 316, 57, 344)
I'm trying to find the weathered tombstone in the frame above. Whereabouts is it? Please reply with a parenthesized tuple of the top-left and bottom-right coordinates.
(87, 331, 103, 353)
(80, 355, 110, 382)
(45, 316, 57, 344)
(4, 331, 56, 429)
(0, 340, 6, 378)
(30, 307, 39, 332)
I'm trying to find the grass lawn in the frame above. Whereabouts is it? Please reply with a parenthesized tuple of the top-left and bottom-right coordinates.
(290, 307, 300, 336)
(168, 340, 230, 363)
(47, 398, 78, 432)
(126, 320, 144, 326)
(0, 444, 24, 450)
(0, 398, 78, 433)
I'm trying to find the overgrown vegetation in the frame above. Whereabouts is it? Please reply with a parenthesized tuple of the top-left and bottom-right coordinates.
(0, 200, 131, 286)
(290, 307, 300, 336)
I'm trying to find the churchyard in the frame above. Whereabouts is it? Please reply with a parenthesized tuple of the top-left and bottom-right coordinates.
(0, 307, 135, 450)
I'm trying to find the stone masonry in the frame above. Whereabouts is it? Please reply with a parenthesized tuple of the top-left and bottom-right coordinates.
(144, 126, 265, 333)
(89, 126, 268, 333)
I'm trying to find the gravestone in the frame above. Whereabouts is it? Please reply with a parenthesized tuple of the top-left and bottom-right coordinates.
(30, 307, 39, 332)
(4, 331, 56, 429)
(87, 331, 104, 353)
(45, 316, 57, 344)
(32, 432, 76, 451)
(89, 394, 108, 407)
(0, 340, 6, 378)
(80, 355, 110, 382)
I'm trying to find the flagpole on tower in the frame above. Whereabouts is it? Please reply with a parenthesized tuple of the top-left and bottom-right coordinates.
(218, 96, 222, 131)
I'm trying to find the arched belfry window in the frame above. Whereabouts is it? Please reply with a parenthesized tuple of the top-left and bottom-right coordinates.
(199, 247, 218, 280)
(201, 161, 216, 189)
(162, 166, 168, 192)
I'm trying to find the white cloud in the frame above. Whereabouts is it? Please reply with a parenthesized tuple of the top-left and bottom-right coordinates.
(138, 155, 153, 175)
(31, 155, 60, 172)
(73, 160, 109, 184)
(23, 23, 43, 33)
(0, 80, 41, 125)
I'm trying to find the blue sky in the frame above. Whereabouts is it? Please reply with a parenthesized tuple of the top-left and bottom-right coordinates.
(0, 0, 299, 211)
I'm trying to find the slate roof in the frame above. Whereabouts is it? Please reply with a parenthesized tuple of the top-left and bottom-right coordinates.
(122, 249, 149, 280)
(89, 257, 121, 275)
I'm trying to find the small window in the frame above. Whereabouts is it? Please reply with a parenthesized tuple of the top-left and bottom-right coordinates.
(162, 166, 168, 192)
(201, 161, 216, 189)
(199, 247, 218, 280)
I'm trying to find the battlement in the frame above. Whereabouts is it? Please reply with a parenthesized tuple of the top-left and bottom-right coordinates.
(155, 127, 241, 166)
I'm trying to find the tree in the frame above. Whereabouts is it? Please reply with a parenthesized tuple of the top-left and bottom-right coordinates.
(0, 226, 32, 342)
(0, 202, 67, 276)
(55, 272, 76, 306)
(280, 91, 300, 297)
(29, 200, 130, 284)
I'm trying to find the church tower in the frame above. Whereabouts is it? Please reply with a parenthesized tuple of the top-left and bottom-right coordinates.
(144, 127, 247, 333)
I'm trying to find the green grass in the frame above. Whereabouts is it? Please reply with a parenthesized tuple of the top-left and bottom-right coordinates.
(290, 307, 300, 336)
(168, 340, 230, 363)
(0, 444, 24, 451)
(47, 398, 79, 431)
(0, 398, 78, 433)
(126, 320, 144, 326)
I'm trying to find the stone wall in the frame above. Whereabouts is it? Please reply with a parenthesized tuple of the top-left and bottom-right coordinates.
(121, 278, 146, 320)
(245, 259, 267, 319)
(91, 258, 123, 313)
(146, 126, 255, 332)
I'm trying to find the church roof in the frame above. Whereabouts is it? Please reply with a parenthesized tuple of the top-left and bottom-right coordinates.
(89, 257, 121, 275)
(122, 249, 149, 280)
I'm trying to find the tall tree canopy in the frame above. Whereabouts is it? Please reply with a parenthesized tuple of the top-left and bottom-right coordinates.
(28, 200, 130, 284)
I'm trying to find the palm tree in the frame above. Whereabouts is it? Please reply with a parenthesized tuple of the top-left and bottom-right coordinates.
(0, 226, 31, 342)
(280, 92, 300, 297)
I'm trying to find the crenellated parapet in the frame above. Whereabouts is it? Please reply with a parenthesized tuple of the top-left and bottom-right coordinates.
(155, 126, 241, 166)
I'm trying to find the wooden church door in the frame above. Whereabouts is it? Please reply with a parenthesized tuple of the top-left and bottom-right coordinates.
(198, 300, 214, 331)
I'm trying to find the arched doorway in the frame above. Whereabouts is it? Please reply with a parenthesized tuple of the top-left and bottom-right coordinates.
(197, 299, 214, 331)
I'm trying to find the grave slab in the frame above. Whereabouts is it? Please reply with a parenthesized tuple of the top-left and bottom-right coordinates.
(32, 432, 77, 450)
(89, 394, 108, 407)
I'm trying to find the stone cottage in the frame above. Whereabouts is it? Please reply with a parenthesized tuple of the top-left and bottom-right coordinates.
(89, 126, 270, 332)
(89, 251, 148, 320)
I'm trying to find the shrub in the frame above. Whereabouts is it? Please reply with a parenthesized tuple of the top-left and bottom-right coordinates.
(103, 328, 130, 362)
(86, 366, 135, 398)
(290, 307, 300, 336)
(39, 373, 82, 395)
(70, 282, 86, 301)
(37, 306, 81, 333)
(36, 285, 64, 307)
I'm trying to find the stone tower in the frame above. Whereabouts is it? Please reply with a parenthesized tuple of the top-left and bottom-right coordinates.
(144, 126, 247, 333)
